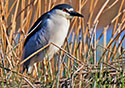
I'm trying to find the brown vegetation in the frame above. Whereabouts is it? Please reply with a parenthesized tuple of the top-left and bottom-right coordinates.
(0, 0, 124, 87)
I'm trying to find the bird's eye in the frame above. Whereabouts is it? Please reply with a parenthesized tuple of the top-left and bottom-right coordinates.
(63, 9, 67, 12)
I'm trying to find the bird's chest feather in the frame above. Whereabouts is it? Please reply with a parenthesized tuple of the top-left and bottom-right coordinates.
(46, 16, 70, 59)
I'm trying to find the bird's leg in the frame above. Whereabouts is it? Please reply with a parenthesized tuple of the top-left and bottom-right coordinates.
(43, 58, 54, 82)
(44, 58, 49, 82)
(33, 63, 38, 77)
(48, 60, 53, 80)
(27, 65, 33, 74)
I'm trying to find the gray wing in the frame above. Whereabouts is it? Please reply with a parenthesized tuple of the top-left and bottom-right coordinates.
(23, 26, 50, 60)
(22, 12, 50, 71)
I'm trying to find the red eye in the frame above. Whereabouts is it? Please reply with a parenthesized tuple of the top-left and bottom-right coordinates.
(63, 9, 66, 12)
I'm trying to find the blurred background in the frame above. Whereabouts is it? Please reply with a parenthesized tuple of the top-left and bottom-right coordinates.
(1, 0, 125, 28)
(0, 0, 125, 87)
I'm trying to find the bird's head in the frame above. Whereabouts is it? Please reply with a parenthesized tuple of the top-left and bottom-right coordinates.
(50, 4, 84, 19)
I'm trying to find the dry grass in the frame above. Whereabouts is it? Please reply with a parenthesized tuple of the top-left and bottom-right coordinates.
(0, 0, 125, 88)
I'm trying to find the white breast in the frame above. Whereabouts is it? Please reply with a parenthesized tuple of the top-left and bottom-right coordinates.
(47, 14, 70, 60)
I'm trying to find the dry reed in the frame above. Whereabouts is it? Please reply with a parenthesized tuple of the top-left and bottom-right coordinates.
(0, 0, 124, 87)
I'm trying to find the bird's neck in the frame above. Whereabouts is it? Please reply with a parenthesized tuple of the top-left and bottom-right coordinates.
(49, 12, 70, 25)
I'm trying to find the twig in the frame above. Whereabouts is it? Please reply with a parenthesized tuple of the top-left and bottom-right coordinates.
(93, 0, 110, 25)
(103, 0, 119, 13)
(0, 64, 31, 79)
(56, 51, 62, 88)
(72, 65, 84, 88)
(1, 19, 42, 62)
(51, 42, 83, 64)
(96, 44, 113, 54)
(102, 62, 120, 72)
(19, 43, 50, 66)
(0, 49, 7, 74)
(23, 77, 36, 88)
(7, 0, 36, 29)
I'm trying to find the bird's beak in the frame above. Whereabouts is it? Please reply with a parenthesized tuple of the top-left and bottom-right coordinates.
(70, 11, 84, 17)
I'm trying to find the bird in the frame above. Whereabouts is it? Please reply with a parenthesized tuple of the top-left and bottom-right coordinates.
(22, 4, 83, 74)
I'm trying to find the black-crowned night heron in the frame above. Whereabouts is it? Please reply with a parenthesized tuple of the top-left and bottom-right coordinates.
(22, 4, 83, 74)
